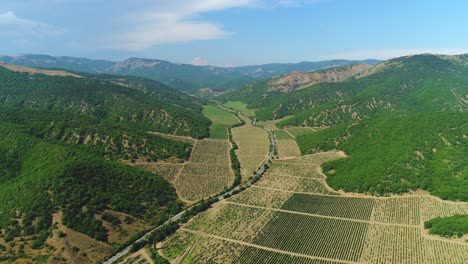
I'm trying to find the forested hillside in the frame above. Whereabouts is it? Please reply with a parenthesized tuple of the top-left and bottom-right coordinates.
(225, 55, 467, 123)
(0, 65, 211, 161)
(0, 64, 210, 262)
(224, 54, 468, 201)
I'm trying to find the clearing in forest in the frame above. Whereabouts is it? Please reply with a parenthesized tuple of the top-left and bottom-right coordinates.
(162, 150, 468, 263)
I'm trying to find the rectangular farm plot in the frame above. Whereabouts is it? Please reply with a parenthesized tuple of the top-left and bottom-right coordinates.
(280, 151, 346, 164)
(276, 140, 301, 158)
(253, 212, 370, 262)
(174, 174, 231, 201)
(361, 224, 468, 263)
(176, 139, 233, 202)
(232, 123, 270, 181)
(203, 105, 239, 139)
(228, 187, 293, 209)
(234, 246, 343, 264)
(269, 162, 325, 178)
(372, 197, 421, 226)
(256, 174, 337, 195)
(273, 129, 294, 140)
(191, 139, 230, 157)
(182, 163, 231, 176)
(210, 124, 231, 139)
(162, 230, 246, 264)
(361, 225, 427, 263)
(186, 202, 276, 243)
(420, 196, 468, 223)
(282, 194, 375, 221)
(287, 127, 316, 137)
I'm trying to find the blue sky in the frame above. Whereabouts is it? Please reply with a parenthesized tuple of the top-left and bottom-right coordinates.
(1, 0, 468, 66)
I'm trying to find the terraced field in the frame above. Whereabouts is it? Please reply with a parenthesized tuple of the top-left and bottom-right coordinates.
(162, 145, 468, 263)
(232, 115, 270, 180)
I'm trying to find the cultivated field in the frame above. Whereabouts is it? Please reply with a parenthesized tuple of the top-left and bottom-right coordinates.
(174, 139, 234, 202)
(136, 106, 238, 203)
(223, 101, 257, 117)
(203, 105, 240, 139)
(232, 116, 270, 180)
(161, 150, 468, 263)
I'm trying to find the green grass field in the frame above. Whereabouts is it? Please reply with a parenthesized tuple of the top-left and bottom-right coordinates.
(273, 130, 294, 140)
(223, 101, 257, 117)
(203, 105, 240, 139)
(287, 127, 316, 137)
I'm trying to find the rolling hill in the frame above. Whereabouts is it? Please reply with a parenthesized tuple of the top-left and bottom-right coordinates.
(222, 54, 468, 201)
(0, 54, 379, 94)
(0, 63, 211, 262)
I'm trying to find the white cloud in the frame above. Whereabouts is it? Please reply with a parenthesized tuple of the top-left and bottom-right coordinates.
(192, 56, 209, 66)
(107, 0, 255, 50)
(106, 0, 323, 51)
(275, 0, 323, 7)
(322, 48, 468, 60)
(0, 11, 63, 38)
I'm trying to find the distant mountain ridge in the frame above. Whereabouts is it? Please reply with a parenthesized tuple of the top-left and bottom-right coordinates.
(0, 54, 380, 93)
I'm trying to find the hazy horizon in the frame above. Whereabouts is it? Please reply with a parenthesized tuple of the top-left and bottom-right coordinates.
(1, 0, 468, 66)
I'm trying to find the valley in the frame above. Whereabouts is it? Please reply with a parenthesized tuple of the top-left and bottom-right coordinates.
(161, 131, 468, 263)
(0, 53, 466, 264)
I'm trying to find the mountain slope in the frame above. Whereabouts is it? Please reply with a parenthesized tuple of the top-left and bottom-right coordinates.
(0, 54, 380, 93)
(0, 64, 212, 262)
(223, 54, 468, 201)
(0, 64, 211, 161)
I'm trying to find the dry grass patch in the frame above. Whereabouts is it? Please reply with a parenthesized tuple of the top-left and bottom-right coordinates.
(46, 212, 112, 264)
(0, 62, 82, 78)
(98, 210, 149, 245)
(116, 248, 152, 264)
